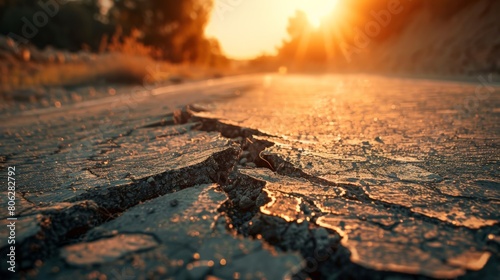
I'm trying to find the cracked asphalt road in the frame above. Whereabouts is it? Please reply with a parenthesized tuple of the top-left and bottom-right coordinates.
(1, 74, 499, 279)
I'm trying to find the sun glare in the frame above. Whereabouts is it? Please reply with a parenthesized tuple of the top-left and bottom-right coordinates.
(297, 0, 340, 28)
(206, 0, 343, 59)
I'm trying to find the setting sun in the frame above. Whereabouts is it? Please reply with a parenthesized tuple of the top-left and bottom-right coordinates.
(206, 0, 342, 59)
(298, 0, 340, 28)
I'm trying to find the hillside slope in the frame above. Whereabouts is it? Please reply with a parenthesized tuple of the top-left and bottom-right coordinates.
(351, 0, 500, 76)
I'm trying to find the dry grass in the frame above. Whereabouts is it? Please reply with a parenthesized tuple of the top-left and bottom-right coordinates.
(0, 55, 237, 96)
(0, 54, 153, 92)
(0, 30, 232, 95)
(0, 31, 159, 93)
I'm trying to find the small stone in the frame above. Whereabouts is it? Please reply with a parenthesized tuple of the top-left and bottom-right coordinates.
(239, 196, 254, 210)
(312, 227, 330, 249)
(239, 158, 248, 165)
(147, 208, 155, 214)
(170, 199, 179, 207)
(156, 266, 167, 275)
(246, 162, 257, 168)
(147, 177, 155, 184)
(256, 192, 267, 207)
(375, 136, 384, 143)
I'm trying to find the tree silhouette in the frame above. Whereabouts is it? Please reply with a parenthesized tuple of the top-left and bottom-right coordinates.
(111, 0, 216, 63)
(0, 0, 222, 64)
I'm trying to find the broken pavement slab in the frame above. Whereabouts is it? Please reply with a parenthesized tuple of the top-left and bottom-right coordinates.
(1, 81, 253, 278)
(34, 184, 303, 279)
(316, 215, 491, 279)
(235, 168, 497, 279)
(363, 183, 499, 229)
(260, 141, 443, 186)
(21, 127, 240, 208)
(1, 115, 241, 272)
(0, 200, 105, 271)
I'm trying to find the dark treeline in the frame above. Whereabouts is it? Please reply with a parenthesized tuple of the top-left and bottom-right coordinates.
(0, 0, 111, 52)
(0, 0, 226, 65)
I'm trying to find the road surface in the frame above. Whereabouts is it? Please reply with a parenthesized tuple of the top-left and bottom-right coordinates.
(1, 74, 499, 279)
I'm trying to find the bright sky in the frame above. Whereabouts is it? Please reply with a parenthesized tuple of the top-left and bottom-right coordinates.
(206, 0, 339, 60)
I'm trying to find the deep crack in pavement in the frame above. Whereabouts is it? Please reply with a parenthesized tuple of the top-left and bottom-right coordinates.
(1, 74, 499, 279)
